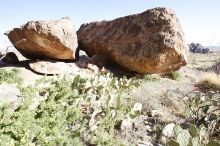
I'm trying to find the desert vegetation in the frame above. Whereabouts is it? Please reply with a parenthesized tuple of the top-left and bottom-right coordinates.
(197, 72, 220, 90)
(0, 5, 219, 146)
(0, 57, 219, 146)
(0, 69, 142, 145)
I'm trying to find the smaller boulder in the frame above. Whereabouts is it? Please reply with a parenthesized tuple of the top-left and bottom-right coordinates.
(7, 17, 78, 60)
(2, 52, 19, 64)
(202, 48, 209, 54)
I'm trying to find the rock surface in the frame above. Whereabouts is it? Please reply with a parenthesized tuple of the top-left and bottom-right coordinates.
(189, 43, 209, 54)
(77, 7, 187, 74)
(28, 60, 81, 75)
(2, 52, 19, 64)
(120, 119, 133, 131)
(28, 59, 99, 75)
(162, 123, 175, 138)
(7, 17, 78, 60)
(0, 83, 21, 108)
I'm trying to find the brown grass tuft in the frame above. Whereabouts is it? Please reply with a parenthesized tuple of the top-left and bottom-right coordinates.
(197, 72, 220, 90)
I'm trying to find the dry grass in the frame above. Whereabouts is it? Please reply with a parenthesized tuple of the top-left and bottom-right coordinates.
(131, 79, 188, 122)
(187, 52, 220, 69)
(198, 72, 220, 90)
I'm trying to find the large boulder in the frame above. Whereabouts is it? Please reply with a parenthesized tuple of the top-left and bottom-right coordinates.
(77, 7, 187, 74)
(6, 17, 78, 60)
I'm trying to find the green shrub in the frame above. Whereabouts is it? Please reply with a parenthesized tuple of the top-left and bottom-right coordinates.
(0, 73, 140, 145)
(187, 89, 220, 139)
(144, 74, 158, 82)
(166, 87, 220, 146)
(0, 68, 22, 84)
(161, 71, 180, 80)
(166, 124, 220, 146)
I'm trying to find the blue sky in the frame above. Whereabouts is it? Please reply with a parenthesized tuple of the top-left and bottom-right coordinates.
(0, 0, 220, 45)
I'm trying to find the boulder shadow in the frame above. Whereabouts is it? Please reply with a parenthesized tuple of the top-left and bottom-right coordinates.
(0, 54, 143, 79)
(0, 60, 53, 76)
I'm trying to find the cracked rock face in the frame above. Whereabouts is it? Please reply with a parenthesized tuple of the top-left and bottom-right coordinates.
(7, 17, 78, 60)
(77, 7, 187, 74)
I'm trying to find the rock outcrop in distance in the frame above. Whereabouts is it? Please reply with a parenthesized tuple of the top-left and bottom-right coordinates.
(6, 17, 78, 60)
(77, 7, 188, 74)
(189, 43, 209, 54)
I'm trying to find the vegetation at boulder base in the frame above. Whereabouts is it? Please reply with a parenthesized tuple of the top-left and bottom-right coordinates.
(161, 71, 181, 80)
(0, 71, 141, 145)
(0, 68, 22, 84)
(0, 68, 219, 145)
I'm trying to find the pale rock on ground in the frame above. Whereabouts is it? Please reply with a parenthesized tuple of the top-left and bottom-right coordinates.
(28, 60, 81, 75)
(120, 119, 133, 131)
(28, 58, 100, 75)
(162, 123, 175, 138)
(18, 67, 43, 86)
(0, 83, 21, 108)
